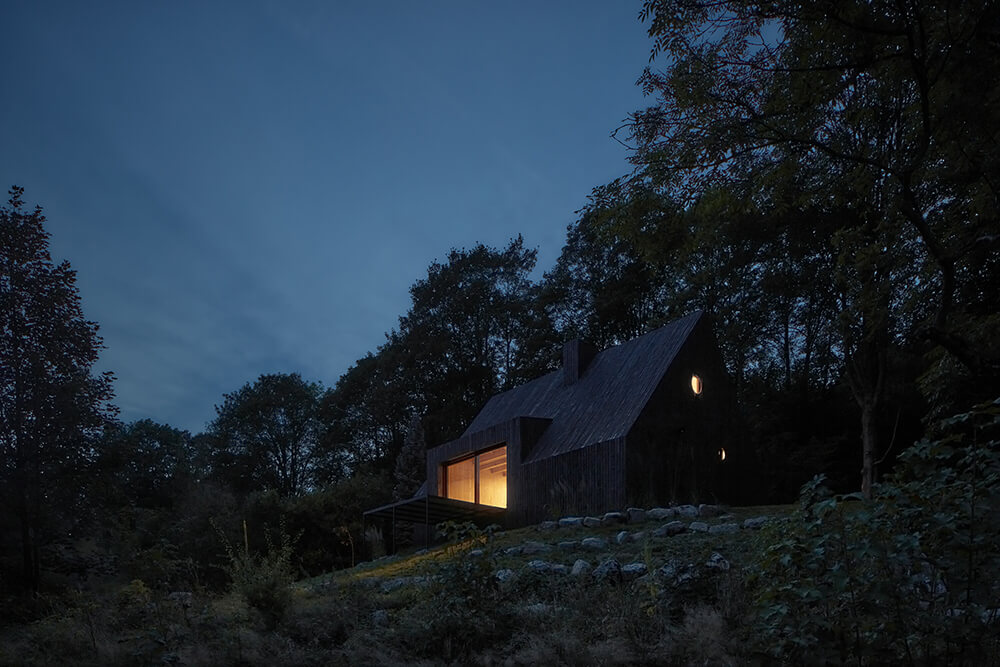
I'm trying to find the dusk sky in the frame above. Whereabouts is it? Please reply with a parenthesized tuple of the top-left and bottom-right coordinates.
(2, 1, 653, 434)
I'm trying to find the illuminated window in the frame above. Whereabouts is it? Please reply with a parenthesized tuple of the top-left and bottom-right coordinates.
(444, 446, 507, 508)
(691, 374, 703, 395)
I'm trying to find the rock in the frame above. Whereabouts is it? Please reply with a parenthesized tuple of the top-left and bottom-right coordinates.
(689, 521, 709, 533)
(698, 504, 723, 518)
(705, 552, 730, 571)
(626, 507, 647, 523)
(601, 511, 627, 526)
(647, 507, 676, 520)
(526, 559, 551, 573)
(495, 568, 517, 588)
(657, 561, 678, 580)
(538, 521, 559, 532)
(372, 609, 389, 627)
(742, 516, 769, 530)
(615, 530, 630, 545)
(467, 548, 485, 558)
(592, 558, 621, 583)
(582, 516, 602, 528)
(521, 541, 553, 555)
(504, 546, 524, 556)
(523, 603, 554, 615)
(708, 523, 739, 534)
(557, 540, 579, 551)
(414, 548, 429, 556)
(550, 564, 569, 575)
(630, 531, 647, 543)
(558, 517, 584, 527)
(571, 559, 592, 577)
(622, 562, 648, 580)
(581, 537, 608, 551)
(665, 520, 687, 535)
(676, 504, 699, 518)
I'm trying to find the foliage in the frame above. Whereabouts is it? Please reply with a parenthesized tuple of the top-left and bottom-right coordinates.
(0, 186, 116, 594)
(216, 521, 297, 630)
(209, 373, 328, 497)
(392, 414, 426, 501)
(751, 398, 1000, 664)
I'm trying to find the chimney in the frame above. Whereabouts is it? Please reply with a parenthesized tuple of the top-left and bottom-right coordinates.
(563, 339, 597, 384)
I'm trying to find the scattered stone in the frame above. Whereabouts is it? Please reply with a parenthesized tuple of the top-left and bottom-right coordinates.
(622, 562, 648, 580)
(581, 536, 608, 551)
(538, 520, 559, 531)
(742, 516, 769, 530)
(689, 521, 709, 533)
(582, 516, 602, 528)
(705, 552, 730, 571)
(495, 568, 517, 588)
(601, 511, 627, 526)
(626, 507, 647, 523)
(526, 559, 551, 573)
(615, 530, 630, 545)
(698, 504, 723, 518)
(571, 559, 592, 577)
(467, 548, 485, 558)
(664, 520, 687, 535)
(521, 541, 553, 555)
(630, 531, 647, 543)
(657, 561, 678, 580)
(647, 507, 676, 520)
(523, 603, 554, 615)
(676, 504, 699, 518)
(550, 564, 569, 575)
(372, 609, 389, 627)
(557, 540, 579, 551)
(558, 516, 584, 527)
(708, 523, 739, 534)
(504, 546, 524, 556)
(592, 558, 622, 583)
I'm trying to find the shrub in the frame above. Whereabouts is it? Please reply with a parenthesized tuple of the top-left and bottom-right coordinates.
(751, 397, 1000, 664)
(217, 521, 297, 630)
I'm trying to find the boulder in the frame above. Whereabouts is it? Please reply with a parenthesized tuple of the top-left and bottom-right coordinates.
(581, 536, 608, 551)
(526, 559, 552, 573)
(689, 521, 709, 533)
(570, 559, 592, 577)
(742, 516, 769, 530)
(622, 562, 648, 580)
(705, 552, 730, 571)
(647, 507, 676, 520)
(676, 504, 699, 518)
(521, 541, 553, 555)
(538, 520, 559, 532)
(558, 516, 584, 527)
(582, 516, 602, 528)
(615, 530, 630, 545)
(630, 531, 647, 543)
(592, 558, 622, 583)
(601, 511, 627, 526)
(708, 523, 739, 534)
(495, 568, 517, 588)
(626, 507, 647, 523)
(467, 549, 485, 558)
(557, 540, 579, 551)
(550, 564, 569, 576)
(504, 546, 523, 556)
(653, 520, 687, 537)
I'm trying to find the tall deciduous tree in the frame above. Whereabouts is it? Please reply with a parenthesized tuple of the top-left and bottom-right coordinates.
(209, 373, 325, 497)
(625, 0, 1000, 495)
(0, 187, 115, 593)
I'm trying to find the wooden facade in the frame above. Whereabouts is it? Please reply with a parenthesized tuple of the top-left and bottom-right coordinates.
(373, 311, 740, 530)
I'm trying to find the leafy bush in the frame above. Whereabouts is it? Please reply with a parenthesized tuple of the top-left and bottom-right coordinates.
(217, 522, 297, 629)
(751, 398, 1000, 664)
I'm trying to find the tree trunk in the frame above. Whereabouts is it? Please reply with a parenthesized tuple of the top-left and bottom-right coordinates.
(860, 399, 877, 500)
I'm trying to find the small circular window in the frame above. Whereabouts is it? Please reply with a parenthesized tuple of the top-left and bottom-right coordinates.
(691, 374, 703, 395)
(719, 448, 727, 462)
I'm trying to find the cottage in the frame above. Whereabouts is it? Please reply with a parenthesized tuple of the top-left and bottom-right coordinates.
(364, 310, 739, 535)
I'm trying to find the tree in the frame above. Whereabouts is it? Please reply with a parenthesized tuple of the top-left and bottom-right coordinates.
(94, 419, 195, 510)
(209, 373, 325, 497)
(624, 0, 1000, 495)
(0, 186, 116, 594)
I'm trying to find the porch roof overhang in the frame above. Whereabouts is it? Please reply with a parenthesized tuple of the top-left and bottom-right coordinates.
(363, 494, 506, 526)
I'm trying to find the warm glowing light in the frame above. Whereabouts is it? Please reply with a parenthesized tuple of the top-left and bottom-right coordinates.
(691, 374, 703, 395)
(719, 448, 726, 461)
(444, 446, 507, 508)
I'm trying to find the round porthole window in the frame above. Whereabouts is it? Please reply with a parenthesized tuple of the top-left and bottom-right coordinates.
(719, 448, 727, 462)
(691, 374, 703, 395)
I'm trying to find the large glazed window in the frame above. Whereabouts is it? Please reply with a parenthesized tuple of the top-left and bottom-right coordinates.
(444, 445, 507, 508)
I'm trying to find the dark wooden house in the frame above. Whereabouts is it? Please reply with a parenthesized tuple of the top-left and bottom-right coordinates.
(365, 310, 738, 531)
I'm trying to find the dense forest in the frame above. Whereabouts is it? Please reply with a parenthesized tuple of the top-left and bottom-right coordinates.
(2, 1, 998, 656)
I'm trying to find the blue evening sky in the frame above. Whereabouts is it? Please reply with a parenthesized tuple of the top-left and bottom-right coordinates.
(2, 1, 653, 433)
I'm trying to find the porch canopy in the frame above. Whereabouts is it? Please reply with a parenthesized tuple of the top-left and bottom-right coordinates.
(363, 494, 506, 527)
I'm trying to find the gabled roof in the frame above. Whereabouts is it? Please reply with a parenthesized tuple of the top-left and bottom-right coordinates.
(461, 310, 704, 463)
